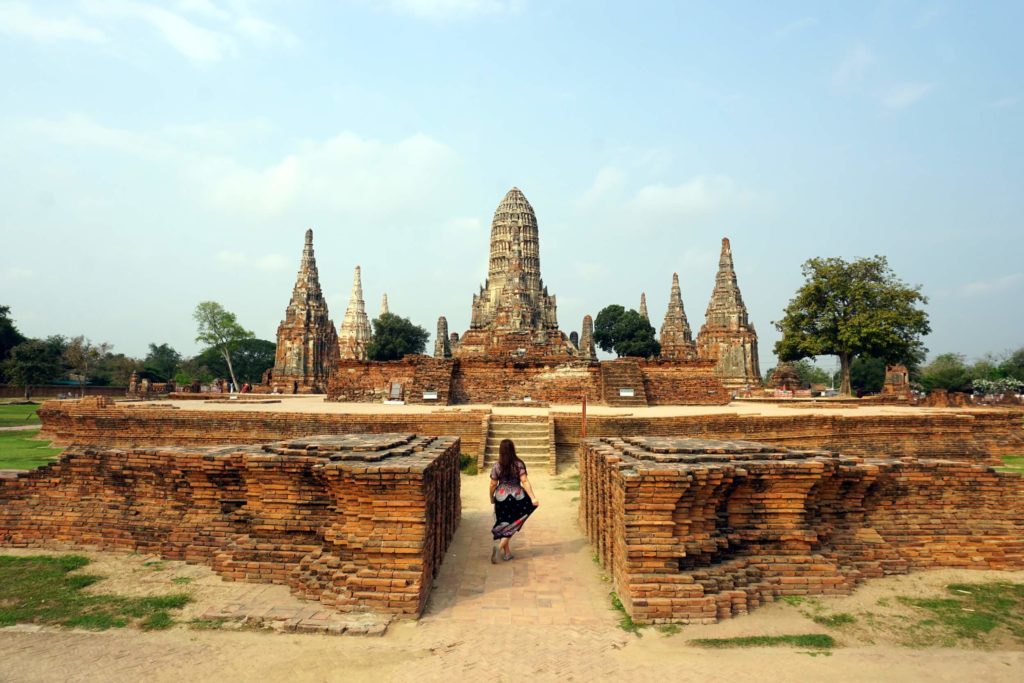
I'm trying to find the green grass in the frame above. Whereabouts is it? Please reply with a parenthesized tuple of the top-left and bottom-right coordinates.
(0, 403, 41, 427)
(813, 612, 856, 627)
(610, 591, 642, 635)
(0, 429, 63, 470)
(459, 454, 478, 476)
(188, 617, 228, 630)
(0, 555, 191, 631)
(656, 624, 681, 635)
(897, 582, 1024, 646)
(997, 455, 1024, 474)
(172, 577, 193, 585)
(690, 634, 836, 649)
(554, 474, 580, 491)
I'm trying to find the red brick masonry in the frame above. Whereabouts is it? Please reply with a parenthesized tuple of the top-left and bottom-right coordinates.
(580, 436, 1024, 624)
(0, 434, 461, 618)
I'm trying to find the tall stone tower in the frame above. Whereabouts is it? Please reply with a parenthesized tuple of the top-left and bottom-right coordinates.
(696, 238, 761, 388)
(380, 293, 389, 317)
(639, 292, 649, 322)
(578, 314, 597, 361)
(270, 229, 338, 392)
(339, 266, 373, 361)
(455, 187, 573, 358)
(434, 316, 451, 358)
(659, 273, 696, 360)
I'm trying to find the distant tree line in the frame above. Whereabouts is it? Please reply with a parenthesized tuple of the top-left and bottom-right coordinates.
(0, 303, 276, 399)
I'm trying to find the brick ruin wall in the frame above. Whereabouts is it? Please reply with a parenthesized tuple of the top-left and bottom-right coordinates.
(325, 358, 731, 406)
(38, 399, 489, 462)
(555, 410, 1024, 467)
(580, 437, 1024, 624)
(638, 360, 731, 406)
(0, 435, 461, 618)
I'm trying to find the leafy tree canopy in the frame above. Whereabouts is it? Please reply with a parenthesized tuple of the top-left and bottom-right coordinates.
(63, 336, 113, 397)
(593, 305, 661, 358)
(366, 313, 429, 361)
(192, 339, 276, 384)
(193, 301, 254, 390)
(774, 255, 929, 395)
(0, 305, 26, 363)
(143, 343, 182, 382)
(918, 353, 973, 393)
(3, 339, 64, 400)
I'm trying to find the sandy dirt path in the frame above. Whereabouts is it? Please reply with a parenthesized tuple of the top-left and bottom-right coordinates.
(2, 470, 1023, 682)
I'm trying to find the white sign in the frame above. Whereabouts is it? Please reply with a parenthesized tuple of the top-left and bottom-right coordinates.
(423, 390, 439, 400)
(619, 388, 635, 397)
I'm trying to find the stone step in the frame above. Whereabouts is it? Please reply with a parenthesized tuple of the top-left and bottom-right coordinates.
(486, 435, 547, 445)
(488, 425, 548, 434)
(485, 446, 548, 455)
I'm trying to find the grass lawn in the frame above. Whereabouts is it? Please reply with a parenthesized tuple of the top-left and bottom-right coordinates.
(0, 555, 190, 630)
(998, 455, 1024, 474)
(0, 403, 41, 427)
(0, 429, 63, 470)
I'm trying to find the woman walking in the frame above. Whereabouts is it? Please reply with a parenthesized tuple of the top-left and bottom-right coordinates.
(489, 439, 540, 563)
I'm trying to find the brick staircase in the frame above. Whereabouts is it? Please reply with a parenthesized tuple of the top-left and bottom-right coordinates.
(600, 359, 648, 407)
(483, 420, 550, 471)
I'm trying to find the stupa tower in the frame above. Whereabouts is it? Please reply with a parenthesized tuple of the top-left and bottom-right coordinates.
(270, 229, 338, 392)
(339, 266, 373, 360)
(659, 273, 696, 360)
(696, 238, 761, 387)
(639, 292, 649, 322)
(454, 187, 573, 357)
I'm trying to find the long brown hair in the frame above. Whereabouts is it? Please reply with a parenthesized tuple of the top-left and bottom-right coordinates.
(498, 439, 522, 479)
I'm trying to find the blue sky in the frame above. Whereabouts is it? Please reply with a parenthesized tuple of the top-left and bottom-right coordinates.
(1, 1, 1022, 369)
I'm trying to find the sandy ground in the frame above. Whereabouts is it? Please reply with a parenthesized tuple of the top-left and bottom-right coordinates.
(2, 469, 1023, 682)
(149, 395, 980, 418)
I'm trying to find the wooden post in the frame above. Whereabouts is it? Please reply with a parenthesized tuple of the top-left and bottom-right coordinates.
(581, 393, 587, 440)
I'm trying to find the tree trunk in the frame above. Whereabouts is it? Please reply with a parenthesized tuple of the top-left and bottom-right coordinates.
(80, 376, 86, 398)
(223, 349, 239, 393)
(839, 351, 852, 396)
(24, 385, 30, 401)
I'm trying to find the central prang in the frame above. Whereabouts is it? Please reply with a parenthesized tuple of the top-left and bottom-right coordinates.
(450, 187, 577, 359)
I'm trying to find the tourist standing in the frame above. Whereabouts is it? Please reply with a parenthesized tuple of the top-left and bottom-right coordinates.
(489, 439, 539, 563)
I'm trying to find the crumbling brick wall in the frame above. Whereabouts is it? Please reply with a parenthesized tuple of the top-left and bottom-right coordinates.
(580, 436, 1024, 624)
(37, 401, 489, 462)
(638, 360, 731, 405)
(0, 434, 461, 618)
(555, 410, 1024, 466)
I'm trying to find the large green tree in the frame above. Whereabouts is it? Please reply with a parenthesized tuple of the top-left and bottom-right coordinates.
(366, 313, 429, 361)
(0, 305, 26, 369)
(193, 301, 254, 391)
(774, 256, 930, 396)
(143, 343, 182, 382)
(193, 339, 276, 384)
(63, 336, 113, 397)
(918, 353, 973, 393)
(3, 339, 63, 400)
(593, 305, 660, 358)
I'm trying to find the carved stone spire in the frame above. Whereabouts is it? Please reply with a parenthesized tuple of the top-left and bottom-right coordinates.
(696, 238, 761, 388)
(456, 187, 573, 358)
(434, 316, 452, 358)
(639, 292, 649, 322)
(271, 229, 338, 392)
(339, 265, 373, 360)
(380, 293, 389, 317)
(659, 273, 695, 359)
(578, 314, 597, 361)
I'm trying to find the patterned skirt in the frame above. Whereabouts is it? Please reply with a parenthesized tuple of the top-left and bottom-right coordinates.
(491, 482, 536, 540)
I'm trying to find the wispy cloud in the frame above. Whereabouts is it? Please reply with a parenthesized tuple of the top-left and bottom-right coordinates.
(0, 2, 106, 43)
(772, 16, 817, 41)
(631, 175, 746, 219)
(962, 273, 1023, 297)
(2, 267, 34, 281)
(989, 96, 1019, 109)
(880, 82, 934, 110)
(833, 43, 876, 86)
(380, 0, 521, 20)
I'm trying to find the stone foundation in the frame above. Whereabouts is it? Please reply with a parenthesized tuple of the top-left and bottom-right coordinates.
(0, 434, 461, 618)
(580, 437, 1024, 624)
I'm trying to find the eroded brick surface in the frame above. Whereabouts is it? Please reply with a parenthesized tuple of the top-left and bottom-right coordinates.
(0, 434, 461, 618)
(580, 436, 1024, 624)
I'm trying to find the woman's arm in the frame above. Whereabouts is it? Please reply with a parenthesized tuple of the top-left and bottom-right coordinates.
(489, 477, 498, 499)
(520, 475, 539, 506)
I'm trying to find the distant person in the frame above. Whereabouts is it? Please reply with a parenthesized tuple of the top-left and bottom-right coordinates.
(489, 439, 539, 563)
